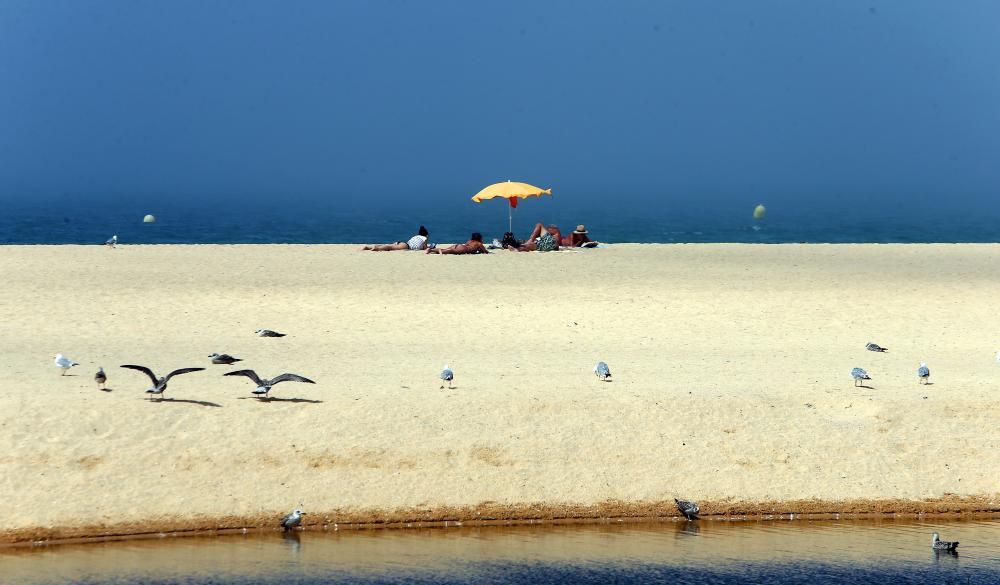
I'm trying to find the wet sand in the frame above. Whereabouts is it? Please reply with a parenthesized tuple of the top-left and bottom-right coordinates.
(1, 244, 998, 543)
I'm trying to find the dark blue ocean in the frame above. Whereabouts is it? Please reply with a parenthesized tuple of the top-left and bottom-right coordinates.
(2, 198, 999, 244)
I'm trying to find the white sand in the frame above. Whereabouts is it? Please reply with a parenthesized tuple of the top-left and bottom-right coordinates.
(1, 244, 998, 539)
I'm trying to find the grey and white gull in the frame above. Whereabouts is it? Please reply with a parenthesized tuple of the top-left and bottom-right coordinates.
(54, 353, 79, 375)
(865, 342, 888, 352)
(675, 498, 700, 520)
(105, 235, 117, 248)
(224, 369, 315, 399)
(255, 329, 286, 338)
(918, 362, 930, 384)
(851, 367, 871, 386)
(281, 506, 306, 532)
(119, 365, 206, 400)
(95, 367, 107, 389)
(208, 353, 242, 365)
(931, 532, 958, 551)
(440, 365, 454, 389)
(594, 361, 612, 381)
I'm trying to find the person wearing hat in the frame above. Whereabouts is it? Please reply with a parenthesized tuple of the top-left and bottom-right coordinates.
(561, 224, 595, 247)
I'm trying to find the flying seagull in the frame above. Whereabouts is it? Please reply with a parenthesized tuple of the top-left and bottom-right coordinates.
(675, 498, 700, 520)
(851, 367, 871, 386)
(119, 365, 206, 400)
(105, 235, 117, 248)
(95, 367, 107, 389)
(281, 507, 306, 532)
(54, 353, 79, 375)
(865, 342, 888, 352)
(918, 362, 930, 384)
(224, 369, 315, 399)
(208, 353, 242, 365)
(440, 365, 454, 389)
(931, 532, 958, 551)
(255, 329, 286, 337)
(594, 361, 611, 381)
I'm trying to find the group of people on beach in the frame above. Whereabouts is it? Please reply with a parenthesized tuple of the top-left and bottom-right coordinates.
(362, 223, 598, 254)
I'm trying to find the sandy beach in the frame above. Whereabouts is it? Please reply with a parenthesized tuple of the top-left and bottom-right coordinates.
(1, 244, 998, 543)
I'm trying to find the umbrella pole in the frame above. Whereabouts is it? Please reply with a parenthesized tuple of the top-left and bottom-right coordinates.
(508, 204, 513, 234)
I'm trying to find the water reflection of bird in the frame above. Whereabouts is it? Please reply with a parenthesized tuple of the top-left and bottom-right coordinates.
(281, 530, 302, 555)
(675, 520, 701, 537)
(931, 532, 959, 551)
(675, 498, 700, 520)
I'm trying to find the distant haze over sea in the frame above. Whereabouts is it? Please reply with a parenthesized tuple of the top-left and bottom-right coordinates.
(2, 195, 997, 244)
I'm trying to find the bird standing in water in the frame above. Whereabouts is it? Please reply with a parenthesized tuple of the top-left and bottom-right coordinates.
(675, 498, 700, 520)
(281, 507, 306, 532)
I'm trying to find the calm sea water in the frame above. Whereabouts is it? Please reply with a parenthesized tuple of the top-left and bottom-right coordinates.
(2, 199, 999, 244)
(3, 519, 999, 585)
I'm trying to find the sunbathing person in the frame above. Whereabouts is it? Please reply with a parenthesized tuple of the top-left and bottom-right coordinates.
(509, 223, 561, 252)
(362, 226, 429, 251)
(561, 224, 599, 247)
(427, 232, 489, 255)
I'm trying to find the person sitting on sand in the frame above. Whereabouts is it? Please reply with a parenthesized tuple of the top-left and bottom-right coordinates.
(427, 232, 489, 255)
(561, 224, 598, 247)
(509, 223, 561, 252)
(362, 226, 430, 251)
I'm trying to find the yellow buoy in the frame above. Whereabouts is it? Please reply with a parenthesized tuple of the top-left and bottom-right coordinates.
(143, 214, 156, 224)
(753, 204, 766, 220)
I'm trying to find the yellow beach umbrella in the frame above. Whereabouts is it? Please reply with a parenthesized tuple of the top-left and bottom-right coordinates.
(471, 180, 553, 233)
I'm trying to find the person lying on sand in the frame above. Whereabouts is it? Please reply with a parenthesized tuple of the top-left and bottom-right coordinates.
(509, 223, 561, 252)
(426, 232, 489, 255)
(362, 225, 430, 251)
(561, 224, 599, 248)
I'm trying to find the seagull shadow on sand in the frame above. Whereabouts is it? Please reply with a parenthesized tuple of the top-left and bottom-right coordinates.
(856, 384, 875, 390)
(147, 398, 222, 407)
(236, 396, 324, 404)
(99, 387, 113, 393)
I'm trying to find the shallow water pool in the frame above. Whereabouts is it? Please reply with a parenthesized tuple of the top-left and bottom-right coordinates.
(3, 518, 999, 584)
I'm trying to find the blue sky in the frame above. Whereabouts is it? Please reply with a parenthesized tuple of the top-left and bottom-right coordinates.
(2, 0, 998, 216)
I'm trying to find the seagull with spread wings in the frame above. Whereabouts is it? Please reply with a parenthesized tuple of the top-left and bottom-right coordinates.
(119, 365, 206, 400)
(224, 369, 315, 399)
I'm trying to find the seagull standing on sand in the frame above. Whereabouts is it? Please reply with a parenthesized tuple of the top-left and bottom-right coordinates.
(54, 354, 79, 375)
(851, 367, 871, 386)
(866, 342, 888, 352)
(675, 498, 700, 520)
(255, 329, 286, 337)
(932, 532, 959, 551)
(594, 361, 612, 381)
(223, 369, 315, 399)
(95, 367, 107, 389)
(440, 365, 454, 389)
(119, 365, 205, 400)
(281, 507, 306, 532)
(208, 353, 242, 365)
(918, 362, 930, 384)
(105, 235, 117, 248)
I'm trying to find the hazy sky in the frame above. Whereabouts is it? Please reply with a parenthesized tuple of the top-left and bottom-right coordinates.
(2, 0, 999, 214)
